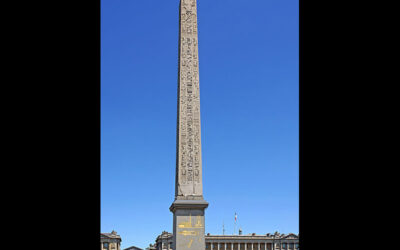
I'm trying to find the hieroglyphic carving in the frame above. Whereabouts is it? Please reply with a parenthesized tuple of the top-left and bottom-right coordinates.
(177, 0, 202, 197)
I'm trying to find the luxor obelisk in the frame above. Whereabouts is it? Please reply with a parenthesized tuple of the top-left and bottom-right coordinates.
(169, 1, 208, 250)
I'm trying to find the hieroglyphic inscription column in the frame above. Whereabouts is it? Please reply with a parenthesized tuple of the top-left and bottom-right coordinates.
(175, 0, 203, 199)
(170, 1, 208, 250)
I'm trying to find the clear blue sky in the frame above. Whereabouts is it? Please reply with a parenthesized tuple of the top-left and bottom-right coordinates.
(101, 0, 298, 249)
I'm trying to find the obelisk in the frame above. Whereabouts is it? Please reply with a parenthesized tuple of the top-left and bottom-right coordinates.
(169, 1, 208, 250)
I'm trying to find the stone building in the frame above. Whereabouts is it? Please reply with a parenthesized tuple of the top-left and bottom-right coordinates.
(146, 244, 157, 250)
(154, 231, 299, 250)
(101, 230, 122, 250)
(155, 231, 173, 250)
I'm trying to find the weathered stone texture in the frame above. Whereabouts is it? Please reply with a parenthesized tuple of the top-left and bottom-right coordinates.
(176, 0, 203, 199)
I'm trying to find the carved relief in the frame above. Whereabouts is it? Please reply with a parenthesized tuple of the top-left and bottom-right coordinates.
(177, 0, 201, 196)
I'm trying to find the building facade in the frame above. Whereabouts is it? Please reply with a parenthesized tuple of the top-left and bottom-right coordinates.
(155, 231, 173, 250)
(101, 230, 122, 250)
(154, 231, 299, 250)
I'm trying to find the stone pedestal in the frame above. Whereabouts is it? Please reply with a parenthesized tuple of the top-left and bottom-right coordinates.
(170, 200, 208, 250)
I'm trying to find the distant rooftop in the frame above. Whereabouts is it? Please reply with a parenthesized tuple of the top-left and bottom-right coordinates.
(124, 246, 143, 250)
(157, 231, 298, 239)
(101, 230, 122, 240)
(205, 232, 299, 239)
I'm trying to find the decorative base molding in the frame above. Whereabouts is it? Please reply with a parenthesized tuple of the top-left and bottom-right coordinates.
(170, 199, 209, 213)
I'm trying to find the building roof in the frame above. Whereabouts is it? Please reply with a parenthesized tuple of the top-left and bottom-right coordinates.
(101, 230, 122, 240)
(156, 231, 173, 240)
(154, 231, 298, 241)
(124, 246, 143, 250)
(205, 233, 299, 240)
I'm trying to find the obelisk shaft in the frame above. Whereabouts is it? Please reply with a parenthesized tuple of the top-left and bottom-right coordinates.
(171, 1, 208, 250)
(175, 0, 203, 199)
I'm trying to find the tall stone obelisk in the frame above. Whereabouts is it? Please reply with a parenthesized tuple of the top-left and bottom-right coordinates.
(169, 1, 208, 250)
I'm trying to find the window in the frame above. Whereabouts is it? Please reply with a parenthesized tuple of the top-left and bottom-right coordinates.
(104, 243, 109, 249)
(295, 244, 299, 249)
(282, 243, 287, 249)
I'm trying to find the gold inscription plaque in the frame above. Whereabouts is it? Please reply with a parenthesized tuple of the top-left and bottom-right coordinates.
(178, 230, 199, 236)
(178, 214, 193, 228)
(178, 213, 203, 229)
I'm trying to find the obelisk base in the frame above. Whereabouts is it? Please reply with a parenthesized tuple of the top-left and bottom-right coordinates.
(170, 200, 209, 250)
